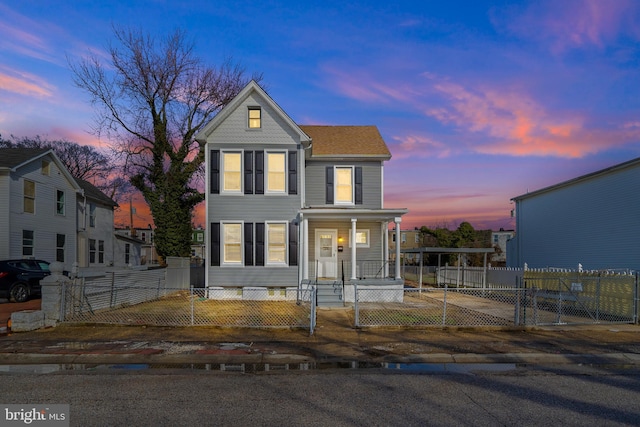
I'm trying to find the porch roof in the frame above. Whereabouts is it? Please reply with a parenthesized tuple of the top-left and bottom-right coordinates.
(300, 207, 408, 222)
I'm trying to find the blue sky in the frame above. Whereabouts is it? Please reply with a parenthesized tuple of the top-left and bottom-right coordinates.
(2, 0, 640, 230)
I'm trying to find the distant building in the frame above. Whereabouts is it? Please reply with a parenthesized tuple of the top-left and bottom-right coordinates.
(388, 229, 423, 263)
(116, 227, 158, 265)
(490, 229, 514, 266)
(508, 157, 640, 270)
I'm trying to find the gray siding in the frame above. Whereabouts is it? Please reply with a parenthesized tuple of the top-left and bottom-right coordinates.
(510, 163, 640, 270)
(0, 173, 9, 258)
(307, 220, 384, 279)
(305, 160, 383, 209)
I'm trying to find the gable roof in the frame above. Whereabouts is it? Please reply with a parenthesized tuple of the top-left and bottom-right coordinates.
(194, 80, 311, 144)
(0, 148, 82, 191)
(300, 125, 391, 159)
(512, 156, 640, 201)
(0, 148, 50, 169)
(76, 178, 118, 208)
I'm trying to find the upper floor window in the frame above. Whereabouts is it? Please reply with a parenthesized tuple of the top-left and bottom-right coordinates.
(41, 160, 50, 175)
(266, 152, 286, 193)
(56, 190, 65, 215)
(222, 151, 242, 193)
(335, 167, 353, 204)
(23, 180, 35, 213)
(248, 107, 261, 128)
(326, 166, 362, 205)
(415, 233, 420, 244)
(89, 203, 96, 227)
(401, 233, 407, 243)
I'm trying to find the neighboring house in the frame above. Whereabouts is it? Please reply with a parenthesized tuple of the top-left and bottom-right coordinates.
(195, 81, 408, 301)
(191, 228, 205, 262)
(76, 178, 119, 268)
(507, 157, 640, 270)
(116, 227, 158, 265)
(388, 229, 423, 264)
(491, 229, 514, 266)
(0, 148, 81, 272)
(114, 233, 143, 267)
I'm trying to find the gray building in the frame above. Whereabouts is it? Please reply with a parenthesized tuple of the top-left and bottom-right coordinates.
(507, 157, 640, 270)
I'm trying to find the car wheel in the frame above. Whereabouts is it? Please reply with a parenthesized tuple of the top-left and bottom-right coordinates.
(9, 283, 29, 303)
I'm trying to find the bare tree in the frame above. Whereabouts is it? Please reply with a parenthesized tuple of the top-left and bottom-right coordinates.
(70, 27, 261, 260)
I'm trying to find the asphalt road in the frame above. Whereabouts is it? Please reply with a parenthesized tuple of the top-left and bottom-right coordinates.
(2, 365, 639, 426)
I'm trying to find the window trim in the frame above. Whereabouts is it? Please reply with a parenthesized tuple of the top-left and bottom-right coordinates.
(22, 230, 34, 257)
(23, 179, 35, 214)
(89, 239, 96, 264)
(248, 106, 261, 129)
(349, 229, 370, 248)
(265, 221, 288, 266)
(265, 151, 287, 194)
(56, 233, 65, 262)
(221, 221, 244, 266)
(221, 150, 244, 194)
(56, 189, 65, 216)
(334, 166, 354, 205)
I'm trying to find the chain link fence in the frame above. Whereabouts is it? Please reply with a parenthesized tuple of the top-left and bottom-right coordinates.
(355, 281, 638, 327)
(61, 274, 315, 332)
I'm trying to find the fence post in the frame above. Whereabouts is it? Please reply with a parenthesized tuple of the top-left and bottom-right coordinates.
(442, 284, 447, 326)
(354, 285, 360, 327)
(514, 276, 520, 326)
(635, 272, 639, 325)
(191, 286, 195, 326)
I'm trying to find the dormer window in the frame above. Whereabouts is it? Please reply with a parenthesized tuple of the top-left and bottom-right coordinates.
(248, 107, 261, 128)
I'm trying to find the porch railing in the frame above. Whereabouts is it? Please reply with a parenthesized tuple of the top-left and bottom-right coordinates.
(341, 260, 391, 279)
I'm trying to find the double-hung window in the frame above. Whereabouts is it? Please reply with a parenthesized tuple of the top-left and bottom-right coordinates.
(350, 229, 370, 248)
(248, 107, 261, 128)
(222, 222, 243, 265)
(24, 180, 35, 213)
(56, 190, 65, 215)
(266, 222, 287, 265)
(23, 230, 34, 256)
(56, 234, 65, 262)
(266, 152, 286, 193)
(89, 239, 96, 264)
(335, 167, 353, 204)
(222, 151, 242, 193)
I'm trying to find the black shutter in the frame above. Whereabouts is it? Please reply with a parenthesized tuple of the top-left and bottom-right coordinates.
(255, 151, 264, 194)
(255, 223, 265, 266)
(325, 166, 334, 204)
(244, 151, 254, 194)
(244, 222, 254, 266)
(289, 221, 298, 266)
(211, 222, 220, 266)
(355, 166, 363, 205)
(288, 151, 297, 195)
(210, 150, 220, 194)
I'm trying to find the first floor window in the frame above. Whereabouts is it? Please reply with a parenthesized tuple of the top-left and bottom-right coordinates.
(223, 223, 242, 264)
(125, 244, 130, 264)
(22, 230, 34, 256)
(56, 234, 65, 262)
(266, 222, 287, 264)
(350, 229, 370, 248)
(98, 240, 104, 263)
(89, 239, 96, 264)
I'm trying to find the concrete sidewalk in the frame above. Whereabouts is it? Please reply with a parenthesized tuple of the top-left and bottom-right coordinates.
(1, 308, 639, 366)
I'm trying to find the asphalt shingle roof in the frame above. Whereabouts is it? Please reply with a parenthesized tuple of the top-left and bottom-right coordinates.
(299, 125, 391, 158)
(0, 148, 50, 168)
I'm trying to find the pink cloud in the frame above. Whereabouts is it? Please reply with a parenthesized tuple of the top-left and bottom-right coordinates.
(0, 67, 54, 98)
(492, 0, 640, 52)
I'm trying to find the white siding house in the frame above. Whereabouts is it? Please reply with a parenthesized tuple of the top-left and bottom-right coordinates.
(0, 149, 81, 272)
(507, 157, 640, 270)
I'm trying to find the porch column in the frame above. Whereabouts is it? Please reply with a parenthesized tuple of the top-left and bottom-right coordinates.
(383, 222, 389, 277)
(351, 218, 357, 280)
(394, 217, 402, 279)
(303, 218, 309, 280)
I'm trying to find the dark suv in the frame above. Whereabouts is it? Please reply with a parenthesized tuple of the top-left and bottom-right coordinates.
(0, 259, 51, 303)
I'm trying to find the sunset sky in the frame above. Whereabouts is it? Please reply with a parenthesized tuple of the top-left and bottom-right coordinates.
(2, 0, 640, 231)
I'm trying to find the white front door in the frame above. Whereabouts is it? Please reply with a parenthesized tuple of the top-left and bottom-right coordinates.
(315, 229, 337, 279)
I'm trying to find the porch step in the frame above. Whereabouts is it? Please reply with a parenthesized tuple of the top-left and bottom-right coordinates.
(316, 282, 344, 307)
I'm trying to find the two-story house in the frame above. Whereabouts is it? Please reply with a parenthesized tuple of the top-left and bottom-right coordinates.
(195, 81, 407, 303)
(0, 148, 81, 272)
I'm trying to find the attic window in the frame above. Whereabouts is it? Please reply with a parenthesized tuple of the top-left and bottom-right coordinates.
(248, 107, 261, 129)
(41, 160, 50, 175)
